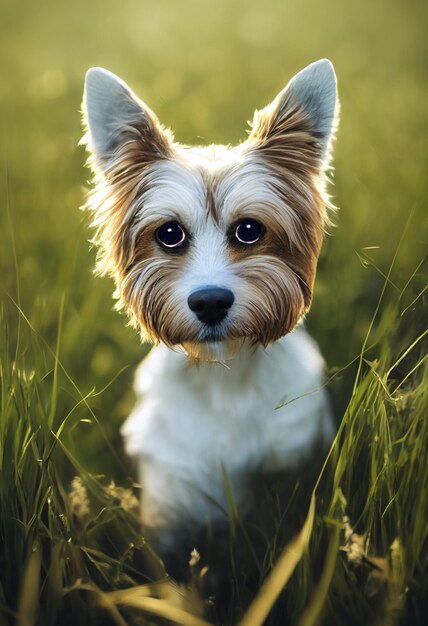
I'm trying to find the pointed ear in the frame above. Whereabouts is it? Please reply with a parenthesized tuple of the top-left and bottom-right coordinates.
(81, 67, 172, 175)
(249, 59, 339, 166)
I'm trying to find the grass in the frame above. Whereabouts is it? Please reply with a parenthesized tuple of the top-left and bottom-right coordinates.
(0, 0, 427, 624)
(1, 276, 426, 626)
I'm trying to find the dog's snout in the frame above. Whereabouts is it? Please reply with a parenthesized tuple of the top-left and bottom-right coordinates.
(188, 287, 234, 325)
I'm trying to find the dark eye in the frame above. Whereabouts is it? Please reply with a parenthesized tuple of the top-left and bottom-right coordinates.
(234, 219, 264, 245)
(156, 221, 187, 249)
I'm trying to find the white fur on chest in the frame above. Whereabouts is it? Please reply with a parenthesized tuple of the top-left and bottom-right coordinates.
(122, 327, 334, 528)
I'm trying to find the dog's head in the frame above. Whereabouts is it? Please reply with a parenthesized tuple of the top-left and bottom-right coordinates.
(82, 60, 339, 361)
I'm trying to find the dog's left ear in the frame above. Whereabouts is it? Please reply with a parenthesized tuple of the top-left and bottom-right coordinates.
(82, 67, 172, 175)
(249, 59, 339, 168)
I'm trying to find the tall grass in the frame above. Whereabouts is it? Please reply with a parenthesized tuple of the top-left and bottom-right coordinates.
(0, 0, 427, 623)
(1, 266, 426, 625)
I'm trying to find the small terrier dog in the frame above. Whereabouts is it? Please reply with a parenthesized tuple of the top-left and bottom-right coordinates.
(82, 59, 339, 579)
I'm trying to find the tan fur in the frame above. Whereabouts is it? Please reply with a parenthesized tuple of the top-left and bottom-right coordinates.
(231, 256, 305, 345)
(83, 87, 336, 358)
(247, 99, 334, 302)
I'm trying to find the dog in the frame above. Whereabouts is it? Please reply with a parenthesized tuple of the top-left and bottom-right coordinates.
(81, 59, 339, 588)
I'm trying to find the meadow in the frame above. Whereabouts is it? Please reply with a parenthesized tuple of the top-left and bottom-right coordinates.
(0, 0, 427, 624)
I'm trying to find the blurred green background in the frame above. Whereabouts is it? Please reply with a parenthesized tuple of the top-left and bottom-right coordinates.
(1, 0, 427, 481)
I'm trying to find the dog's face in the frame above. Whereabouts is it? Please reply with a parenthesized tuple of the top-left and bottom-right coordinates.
(82, 60, 338, 361)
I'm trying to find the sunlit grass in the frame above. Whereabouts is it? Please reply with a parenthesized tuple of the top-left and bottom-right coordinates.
(1, 277, 426, 625)
(0, 0, 427, 623)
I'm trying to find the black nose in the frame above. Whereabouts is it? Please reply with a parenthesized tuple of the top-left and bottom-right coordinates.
(188, 287, 235, 325)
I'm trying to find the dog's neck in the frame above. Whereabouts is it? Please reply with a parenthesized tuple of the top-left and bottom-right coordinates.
(180, 337, 258, 365)
(155, 337, 291, 404)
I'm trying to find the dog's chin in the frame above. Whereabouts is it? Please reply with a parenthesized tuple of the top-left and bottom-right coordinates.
(181, 338, 245, 363)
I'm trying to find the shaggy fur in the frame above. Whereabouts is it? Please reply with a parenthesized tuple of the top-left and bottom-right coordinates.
(81, 60, 339, 591)
(82, 61, 337, 362)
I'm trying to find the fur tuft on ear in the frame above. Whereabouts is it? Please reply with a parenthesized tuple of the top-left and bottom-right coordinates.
(249, 59, 339, 168)
(81, 67, 172, 175)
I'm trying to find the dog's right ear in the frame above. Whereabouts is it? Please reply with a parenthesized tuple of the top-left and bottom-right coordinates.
(81, 68, 172, 175)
